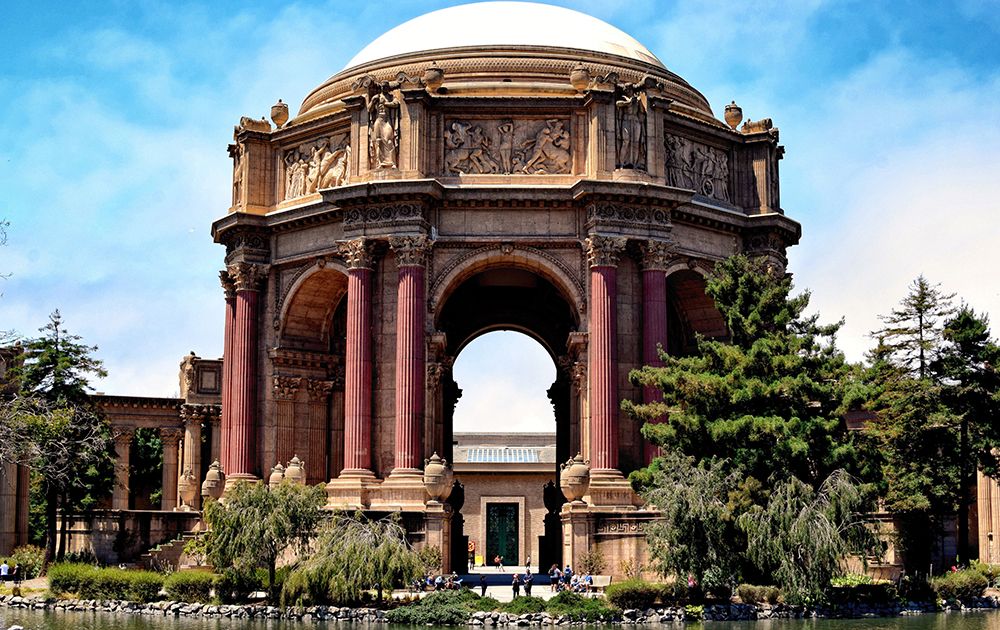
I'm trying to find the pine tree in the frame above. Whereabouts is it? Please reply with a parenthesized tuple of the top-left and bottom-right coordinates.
(873, 276, 956, 379)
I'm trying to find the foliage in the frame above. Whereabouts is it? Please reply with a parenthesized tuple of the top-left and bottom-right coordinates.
(544, 590, 619, 621)
(280, 511, 422, 607)
(9, 545, 45, 580)
(577, 548, 606, 575)
(828, 581, 898, 606)
(627, 256, 857, 493)
(164, 571, 216, 603)
(384, 589, 482, 625)
(684, 604, 704, 619)
(931, 569, 988, 601)
(503, 595, 547, 614)
(969, 561, 1000, 588)
(605, 579, 660, 609)
(873, 276, 955, 379)
(130, 428, 163, 508)
(739, 470, 879, 605)
(212, 568, 263, 604)
(201, 480, 325, 602)
(417, 544, 443, 574)
(618, 558, 643, 580)
(632, 450, 742, 591)
(736, 584, 781, 605)
(47, 563, 164, 603)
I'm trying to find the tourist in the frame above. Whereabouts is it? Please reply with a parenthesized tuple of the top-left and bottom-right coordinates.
(562, 564, 572, 587)
(480, 574, 487, 597)
(511, 573, 520, 599)
(525, 554, 531, 572)
(583, 572, 593, 592)
(523, 571, 533, 596)
(0, 559, 8, 583)
(434, 574, 444, 590)
(12, 563, 22, 586)
(549, 564, 561, 592)
(494, 554, 504, 572)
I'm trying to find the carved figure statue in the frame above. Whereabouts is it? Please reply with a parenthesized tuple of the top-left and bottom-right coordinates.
(664, 134, 694, 189)
(305, 141, 325, 193)
(366, 82, 400, 169)
(285, 152, 306, 199)
(665, 132, 729, 202)
(497, 120, 514, 173)
(320, 146, 350, 189)
(521, 119, 571, 174)
(615, 84, 646, 170)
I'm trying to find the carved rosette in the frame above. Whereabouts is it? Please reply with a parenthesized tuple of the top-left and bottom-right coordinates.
(227, 262, 268, 292)
(306, 379, 334, 402)
(338, 237, 377, 270)
(389, 234, 433, 267)
(639, 240, 676, 271)
(272, 375, 302, 401)
(584, 235, 627, 268)
(220, 270, 236, 300)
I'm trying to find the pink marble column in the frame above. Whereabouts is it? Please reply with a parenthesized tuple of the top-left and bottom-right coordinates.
(340, 238, 376, 473)
(272, 376, 302, 468)
(389, 235, 432, 472)
(640, 240, 672, 465)
(585, 235, 626, 472)
(112, 426, 135, 510)
(226, 262, 267, 479)
(219, 271, 236, 476)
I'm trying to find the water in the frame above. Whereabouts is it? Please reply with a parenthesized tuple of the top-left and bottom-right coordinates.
(3, 609, 1000, 630)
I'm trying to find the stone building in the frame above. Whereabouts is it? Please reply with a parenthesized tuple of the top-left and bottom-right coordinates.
(210, 1, 796, 573)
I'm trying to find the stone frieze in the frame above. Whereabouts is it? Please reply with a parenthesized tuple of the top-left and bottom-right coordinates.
(664, 133, 730, 203)
(444, 118, 571, 175)
(283, 133, 350, 200)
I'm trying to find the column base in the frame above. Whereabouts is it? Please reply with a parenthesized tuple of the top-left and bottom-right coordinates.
(585, 468, 644, 508)
(223, 473, 259, 494)
(373, 468, 428, 510)
(326, 469, 381, 509)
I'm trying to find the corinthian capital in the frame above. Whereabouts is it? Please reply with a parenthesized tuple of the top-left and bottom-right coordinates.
(227, 262, 268, 292)
(639, 239, 676, 271)
(388, 234, 433, 267)
(272, 375, 302, 401)
(338, 237, 377, 270)
(220, 270, 236, 300)
(306, 378, 334, 402)
(584, 235, 627, 268)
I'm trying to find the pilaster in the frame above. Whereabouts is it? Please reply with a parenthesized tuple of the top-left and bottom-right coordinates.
(112, 426, 135, 510)
(158, 427, 183, 511)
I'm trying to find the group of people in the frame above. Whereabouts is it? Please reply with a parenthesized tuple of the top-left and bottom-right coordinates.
(510, 570, 534, 598)
(548, 564, 593, 593)
(0, 559, 23, 586)
(415, 572, 464, 592)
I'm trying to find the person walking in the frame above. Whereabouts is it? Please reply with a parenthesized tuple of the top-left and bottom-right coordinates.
(495, 554, 505, 572)
(511, 573, 521, 599)
(0, 559, 8, 583)
(480, 574, 488, 597)
(525, 554, 531, 573)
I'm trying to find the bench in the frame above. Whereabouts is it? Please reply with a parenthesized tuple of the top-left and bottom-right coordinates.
(589, 575, 612, 593)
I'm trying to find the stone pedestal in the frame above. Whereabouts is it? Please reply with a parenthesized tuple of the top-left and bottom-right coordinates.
(376, 471, 428, 509)
(425, 503, 454, 573)
(325, 470, 381, 509)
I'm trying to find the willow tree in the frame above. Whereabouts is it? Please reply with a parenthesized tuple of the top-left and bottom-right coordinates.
(281, 511, 423, 606)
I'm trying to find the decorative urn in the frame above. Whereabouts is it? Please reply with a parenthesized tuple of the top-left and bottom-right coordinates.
(270, 99, 289, 127)
(201, 460, 225, 500)
(570, 64, 590, 92)
(423, 452, 454, 503)
(284, 456, 305, 484)
(559, 453, 591, 504)
(178, 467, 198, 510)
(724, 100, 743, 130)
(268, 463, 286, 488)
(423, 62, 445, 93)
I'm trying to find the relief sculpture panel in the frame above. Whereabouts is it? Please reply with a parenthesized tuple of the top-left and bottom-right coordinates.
(444, 118, 571, 175)
(283, 134, 350, 200)
(664, 133, 729, 203)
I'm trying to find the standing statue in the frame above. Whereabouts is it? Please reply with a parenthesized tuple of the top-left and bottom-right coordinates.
(615, 84, 646, 170)
(366, 82, 401, 170)
(285, 151, 307, 199)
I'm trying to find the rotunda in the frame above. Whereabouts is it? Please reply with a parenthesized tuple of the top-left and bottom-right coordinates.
(212, 1, 799, 573)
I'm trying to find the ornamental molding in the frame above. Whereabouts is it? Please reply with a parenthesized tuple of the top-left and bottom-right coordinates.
(595, 519, 647, 535)
(158, 427, 184, 445)
(584, 235, 627, 267)
(227, 262, 268, 292)
(338, 237, 378, 270)
(343, 202, 426, 229)
(112, 426, 135, 445)
(389, 234, 434, 266)
(306, 378, 334, 402)
(585, 201, 672, 231)
(272, 375, 302, 401)
(219, 270, 236, 300)
(223, 227, 269, 264)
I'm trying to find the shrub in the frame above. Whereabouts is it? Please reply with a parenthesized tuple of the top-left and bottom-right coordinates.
(578, 549, 606, 575)
(10, 545, 45, 580)
(124, 571, 165, 603)
(76, 568, 163, 602)
(606, 579, 659, 609)
(970, 561, 1000, 588)
(164, 571, 215, 603)
(470, 595, 502, 612)
(657, 580, 700, 604)
(931, 569, 988, 602)
(545, 590, 619, 622)
(48, 563, 95, 595)
(737, 584, 781, 605)
(503, 595, 546, 614)
(214, 568, 262, 604)
(828, 580, 897, 606)
(385, 590, 482, 625)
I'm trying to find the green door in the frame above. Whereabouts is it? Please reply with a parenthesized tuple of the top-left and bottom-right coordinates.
(486, 503, 518, 566)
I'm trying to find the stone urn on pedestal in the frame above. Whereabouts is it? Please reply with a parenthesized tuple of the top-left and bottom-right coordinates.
(423, 62, 444, 93)
(724, 100, 743, 130)
(268, 463, 286, 488)
(570, 64, 590, 92)
(284, 456, 305, 485)
(560, 453, 591, 505)
(201, 460, 225, 501)
(270, 99, 289, 128)
(177, 467, 199, 511)
(423, 453, 454, 505)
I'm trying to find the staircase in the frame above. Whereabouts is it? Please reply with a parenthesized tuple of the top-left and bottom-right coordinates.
(140, 533, 203, 571)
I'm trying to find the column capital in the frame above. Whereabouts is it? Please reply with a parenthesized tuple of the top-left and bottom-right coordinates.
(584, 235, 627, 268)
(427, 362, 445, 389)
(339, 237, 378, 270)
(220, 270, 236, 300)
(159, 427, 184, 446)
(113, 426, 135, 446)
(306, 378, 334, 402)
(639, 239, 676, 271)
(227, 262, 268, 292)
(272, 375, 302, 401)
(570, 361, 587, 393)
(388, 234, 434, 267)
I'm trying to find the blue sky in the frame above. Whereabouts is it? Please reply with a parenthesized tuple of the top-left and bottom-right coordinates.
(2, 1, 998, 432)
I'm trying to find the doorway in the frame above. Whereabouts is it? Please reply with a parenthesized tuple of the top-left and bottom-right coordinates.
(486, 502, 519, 567)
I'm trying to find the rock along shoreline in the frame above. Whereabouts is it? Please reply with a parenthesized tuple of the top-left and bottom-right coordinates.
(3, 594, 1000, 625)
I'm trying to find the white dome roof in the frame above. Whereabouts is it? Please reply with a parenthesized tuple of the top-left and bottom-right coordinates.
(343, 2, 664, 70)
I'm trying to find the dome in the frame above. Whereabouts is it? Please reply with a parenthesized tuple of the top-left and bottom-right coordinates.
(344, 2, 665, 71)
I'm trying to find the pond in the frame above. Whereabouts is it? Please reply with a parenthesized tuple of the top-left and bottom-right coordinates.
(4, 609, 1000, 630)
